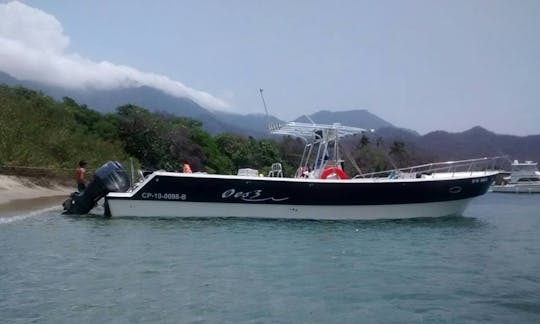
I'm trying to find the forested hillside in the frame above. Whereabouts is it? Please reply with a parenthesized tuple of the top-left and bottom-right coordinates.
(0, 85, 307, 177)
(0, 84, 445, 178)
(7, 83, 528, 180)
(0, 71, 278, 136)
(0, 85, 132, 173)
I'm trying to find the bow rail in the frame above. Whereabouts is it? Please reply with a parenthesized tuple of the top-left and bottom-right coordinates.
(355, 156, 506, 179)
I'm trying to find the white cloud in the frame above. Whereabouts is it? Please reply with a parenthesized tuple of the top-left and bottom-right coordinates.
(0, 1, 231, 110)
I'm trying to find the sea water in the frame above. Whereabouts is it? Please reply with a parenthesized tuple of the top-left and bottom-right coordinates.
(1, 193, 539, 323)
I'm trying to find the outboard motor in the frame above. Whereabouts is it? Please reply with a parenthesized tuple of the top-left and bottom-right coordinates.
(63, 161, 130, 214)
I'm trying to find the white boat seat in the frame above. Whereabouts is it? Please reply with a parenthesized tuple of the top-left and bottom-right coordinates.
(268, 163, 283, 178)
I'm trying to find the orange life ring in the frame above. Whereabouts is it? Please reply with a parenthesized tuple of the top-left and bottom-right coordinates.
(320, 167, 348, 180)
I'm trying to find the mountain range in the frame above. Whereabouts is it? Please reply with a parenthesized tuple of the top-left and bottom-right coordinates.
(1, 71, 539, 163)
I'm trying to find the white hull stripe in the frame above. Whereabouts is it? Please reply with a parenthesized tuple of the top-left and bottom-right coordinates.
(106, 199, 472, 220)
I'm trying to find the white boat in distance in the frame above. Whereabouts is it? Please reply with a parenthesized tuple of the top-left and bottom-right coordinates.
(491, 160, 540, 193)
(63, 120, 501, 220)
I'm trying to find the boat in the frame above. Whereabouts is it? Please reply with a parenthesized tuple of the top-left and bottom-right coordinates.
(62, 120, 501, 220)
(491, 160, 540, 193)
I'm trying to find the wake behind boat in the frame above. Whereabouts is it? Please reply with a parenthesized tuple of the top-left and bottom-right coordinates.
(63, 120, 500, 220)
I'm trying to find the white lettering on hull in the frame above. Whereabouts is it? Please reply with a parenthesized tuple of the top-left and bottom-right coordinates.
(221, 189, 289, 202)
(141, 192, 187, 200)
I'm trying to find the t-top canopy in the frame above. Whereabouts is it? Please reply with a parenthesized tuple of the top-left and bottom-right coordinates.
(270, 121, 371, 141)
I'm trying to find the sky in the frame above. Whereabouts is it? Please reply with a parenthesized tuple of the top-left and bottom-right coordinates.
(0, 0, 539, 135)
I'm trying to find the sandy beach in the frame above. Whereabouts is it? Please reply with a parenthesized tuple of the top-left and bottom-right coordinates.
(0, 175, 73, 217)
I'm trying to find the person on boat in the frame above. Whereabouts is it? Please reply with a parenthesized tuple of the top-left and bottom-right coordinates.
(75, 160, 88, 192)
(182, 161, 192, 173)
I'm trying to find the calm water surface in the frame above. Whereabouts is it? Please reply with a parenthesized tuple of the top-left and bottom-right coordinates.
(1, 193, 540, 323)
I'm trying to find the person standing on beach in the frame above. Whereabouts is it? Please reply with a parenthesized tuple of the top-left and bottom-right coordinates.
(75, 160, 88, 192)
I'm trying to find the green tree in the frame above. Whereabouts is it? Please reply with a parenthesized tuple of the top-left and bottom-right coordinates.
(358, 135, 370, 149)
(116, 105, 169, 169)
(389, 141, 409, 168)
(215, 133, 251, 172)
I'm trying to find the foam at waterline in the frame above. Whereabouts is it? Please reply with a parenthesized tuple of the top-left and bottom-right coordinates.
(0, 206, 61, 224)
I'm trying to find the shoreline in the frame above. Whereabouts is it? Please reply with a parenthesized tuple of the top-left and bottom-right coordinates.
(0, 175, 73, 217)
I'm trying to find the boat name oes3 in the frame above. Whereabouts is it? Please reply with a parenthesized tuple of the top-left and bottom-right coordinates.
(221, 188, 290, 202)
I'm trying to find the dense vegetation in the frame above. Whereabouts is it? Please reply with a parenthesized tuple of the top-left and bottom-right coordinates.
(0, 85, 302, 177)
(0, 84, 418, 179)
(0, 86, 132, 175)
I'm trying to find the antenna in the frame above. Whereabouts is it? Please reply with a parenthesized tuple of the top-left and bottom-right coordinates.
(304, 114, 316, 124)
(259, 88, 272, 131)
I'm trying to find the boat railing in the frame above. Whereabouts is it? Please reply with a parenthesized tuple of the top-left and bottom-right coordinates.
(354, 156, 506, 179)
